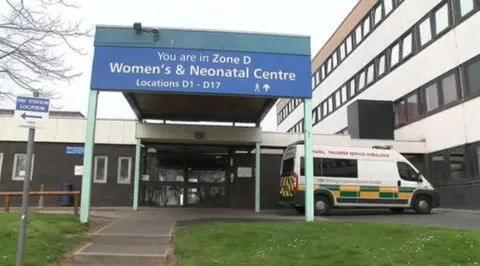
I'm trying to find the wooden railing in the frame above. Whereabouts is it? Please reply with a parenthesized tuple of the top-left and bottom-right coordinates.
(0, 191, 80, 215)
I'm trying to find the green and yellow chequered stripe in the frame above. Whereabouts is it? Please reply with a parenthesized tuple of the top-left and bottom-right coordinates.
(279, 176, 296, 197)
(296, 184, 416, 200)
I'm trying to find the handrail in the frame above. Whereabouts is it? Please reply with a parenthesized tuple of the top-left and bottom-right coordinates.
(1, 191, 80, 215)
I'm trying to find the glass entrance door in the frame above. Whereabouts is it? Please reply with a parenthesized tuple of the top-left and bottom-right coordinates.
(185, 155, 228, 207)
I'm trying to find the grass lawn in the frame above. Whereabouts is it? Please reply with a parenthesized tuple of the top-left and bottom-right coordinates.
(174, 221, 480, 266)
(0, 212, 87, 266)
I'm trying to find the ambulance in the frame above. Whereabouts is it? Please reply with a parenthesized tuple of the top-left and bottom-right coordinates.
(278, 141, 440, 215)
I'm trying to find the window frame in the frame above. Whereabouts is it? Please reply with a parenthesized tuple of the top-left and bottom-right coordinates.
(400, 31, 414, 60)
(418, 15, 433, 47)
(453, 0, 478, 23)
(389, 41, 401, 68)
(0, 153, 3, 180)
(12, 153, 35, 181)
(394, 98, 407, 127)
(117, 156, 133, 184)
(405, 90, 422, 122)
(438, 69, 462, 107)
(432, 1, 452, 36)
(94, 155, 109, 184)
(463, 55, 480, 98)
(377, 53, 387, 78)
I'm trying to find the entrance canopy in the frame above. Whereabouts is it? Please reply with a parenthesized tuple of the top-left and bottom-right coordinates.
(90, 25, 312, 122)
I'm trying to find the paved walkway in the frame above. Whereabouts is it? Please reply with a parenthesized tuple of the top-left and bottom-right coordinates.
(67, 208, 313, 265)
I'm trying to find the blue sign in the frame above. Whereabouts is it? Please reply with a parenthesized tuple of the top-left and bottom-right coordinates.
(91, 47, 312, 98)
(66, 147, 84, 155)
(15, 96, 50, 126)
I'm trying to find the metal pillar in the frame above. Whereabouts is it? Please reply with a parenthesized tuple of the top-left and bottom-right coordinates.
(80, 90, 99, 224)
(255, 142, 261, 212)
(133, 138, 141, 210)
(303, 98, 314, 222)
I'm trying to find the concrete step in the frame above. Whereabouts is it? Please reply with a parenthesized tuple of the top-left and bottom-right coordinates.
(73, 243, 169, 265)
(92, 233, 172, 245)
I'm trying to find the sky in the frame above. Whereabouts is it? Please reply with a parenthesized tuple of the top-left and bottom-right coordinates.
(0, 0, 358, 131)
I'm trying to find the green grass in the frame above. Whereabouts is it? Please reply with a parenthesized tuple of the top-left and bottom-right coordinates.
(0, 212, 87, 266)
(174, 221, 480, 266)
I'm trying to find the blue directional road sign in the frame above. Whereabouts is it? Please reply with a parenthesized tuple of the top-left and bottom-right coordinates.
(15, 96, 50, 128)
(91, 46, 312, 98)
(66, 146, 85, 155)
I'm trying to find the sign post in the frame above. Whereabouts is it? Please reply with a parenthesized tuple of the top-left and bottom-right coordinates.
(15, 92, 50, 266)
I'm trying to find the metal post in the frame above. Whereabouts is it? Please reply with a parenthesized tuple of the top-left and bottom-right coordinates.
(133, 138, 141, 210)
(80, 90, 99, 224)
(303, 98, 314, 222)
(255, 142, 261, 212)
(16, 91, 39, 266)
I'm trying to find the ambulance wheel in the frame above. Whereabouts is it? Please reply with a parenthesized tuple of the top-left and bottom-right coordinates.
(413, 196, 433, 214)
(314, 196, 331, 216)
(390, 208, 404, 214)
(295, 206, 305, 215)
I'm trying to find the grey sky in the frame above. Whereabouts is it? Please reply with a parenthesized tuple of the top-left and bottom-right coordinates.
(0, 0, 357, 131)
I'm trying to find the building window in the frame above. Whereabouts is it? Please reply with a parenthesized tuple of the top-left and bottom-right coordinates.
(358, 71, 366, 91)
(477, 146, 480, 177)
(378, 54, 386, 76)
(117, 157, 132, 184)
(341, 85, 347, 103)
(12, 153, 35, 181)
(363, 16, 371, 36)
(465, 58, 480, 96)
(315, 71, 320, 84)
(355, 25, 362, 45)
(335, 91, 341, 107)
(322, 102, 327, 117)
(346, 35, 353, 54)
(431, 154, 447, 185)
(390, 42, 400, 67)
(327, 58, 332, 73)
(407, 93, 420, 121)
(401, 32, 413, 59)
(349, 78, 356, 97)
(423, 83, 440, 112)
(94, 156, 108, 184)
(340, 42, 346, 61)
(394, 100, 406, 126)
(449, 147, 467, 183)
(328, 97, 333, 113)
(321, 65, 326, 79)
(322, 158, 358, 178)
(313, 109, 318, 123)
(435, 3, 450, 35)
(384, 0, 393, 15)
(0, 153, 3, 180)
(366, 63, 375, 84)
(457, 0, 475, 17)
(441, 73, 459, 105)
(332, 52, 338, 68)
(374, 4, 383, 25)
(419, 17, 432, 46)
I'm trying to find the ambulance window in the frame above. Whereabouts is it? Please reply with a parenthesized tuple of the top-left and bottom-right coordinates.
(281, 158, 294, 176)
(397, 162, 418, 181)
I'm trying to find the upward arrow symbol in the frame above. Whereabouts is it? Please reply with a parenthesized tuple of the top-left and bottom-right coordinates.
(263, 84, 270, 92)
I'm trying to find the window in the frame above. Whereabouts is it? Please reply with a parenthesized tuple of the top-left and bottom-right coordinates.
(355, 26, 362, 45)
(358, 71, 366, 91)
(407, 93, 420, 121)
(363, 16, 371, 36)
(321, 65, 326, 79)
(424, 83, 440, 111)
(466, 59, 480, 96)
(394, 100, 406, 125)
(431, 154, 447, 185)
(349, 79, 356, 97)
(374, 4, 383, 25)
(335, 91, 341, 107)
(341, 85, 347, 103)
(315, 71, 320, 84)
(0, 153, 3, 180)
(434, 4, 450, 34)
(12, 153, 35, 181)
(449, 147, 467, 183)
(419, 17, 432, 46)
(332, 52, 338, 68)
(378, 54, 386, 76)
(322, 158, 358, 178)
(397, 162, 419, 182)
(322, 102, 328, 117)
(441, 73, 459, 105)
(328, 97, 333, 113)
(366, 63, 375, 84)
(94, 156, 108, 183)
(313, 109, 318, 123)
(458, 0, 475, 17)
(340, 42, 346, 61)
(402, 33, 413, 59)
(327, 58, 332, 73)
(346, 35, 353, 54)
(390, 43, 400, 67)
(384, 0, 393, 15)
(477, 146, 480, 177)
(117, 157, 132, 184)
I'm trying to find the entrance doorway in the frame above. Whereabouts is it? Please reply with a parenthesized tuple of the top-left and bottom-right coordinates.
(141, 144, 229, 207)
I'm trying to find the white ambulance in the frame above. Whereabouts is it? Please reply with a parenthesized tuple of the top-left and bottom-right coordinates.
(279, 142, 439, 215)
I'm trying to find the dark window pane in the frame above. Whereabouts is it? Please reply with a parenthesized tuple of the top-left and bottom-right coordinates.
(466, 59, 480, 96)
(407, 93, 420, 120)
(476, 146, 480, 178)
(282, 158, 294, 176)
(322, 158, 358, 178)
(431, 154, 447, 185)
(449, 147, 468, 183)
(441, 73, 459, 105)
(397, 162, 419, 182)
(424, 83, 440, 111)
(394, 100, 406, 125)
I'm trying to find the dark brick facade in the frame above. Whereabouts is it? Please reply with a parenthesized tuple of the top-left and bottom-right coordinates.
(0, 141, 136, 207)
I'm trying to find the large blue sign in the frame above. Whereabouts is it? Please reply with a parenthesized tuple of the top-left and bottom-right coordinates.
(66, 146, 84, 155)
(91, 47, 312, 98)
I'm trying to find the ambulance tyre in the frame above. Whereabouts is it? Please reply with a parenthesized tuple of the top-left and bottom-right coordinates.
(413, 195, 433, 214)
(314, 195, 331, 216)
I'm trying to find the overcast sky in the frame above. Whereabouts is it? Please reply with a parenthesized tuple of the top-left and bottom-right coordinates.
(0, 0, 357, 131)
